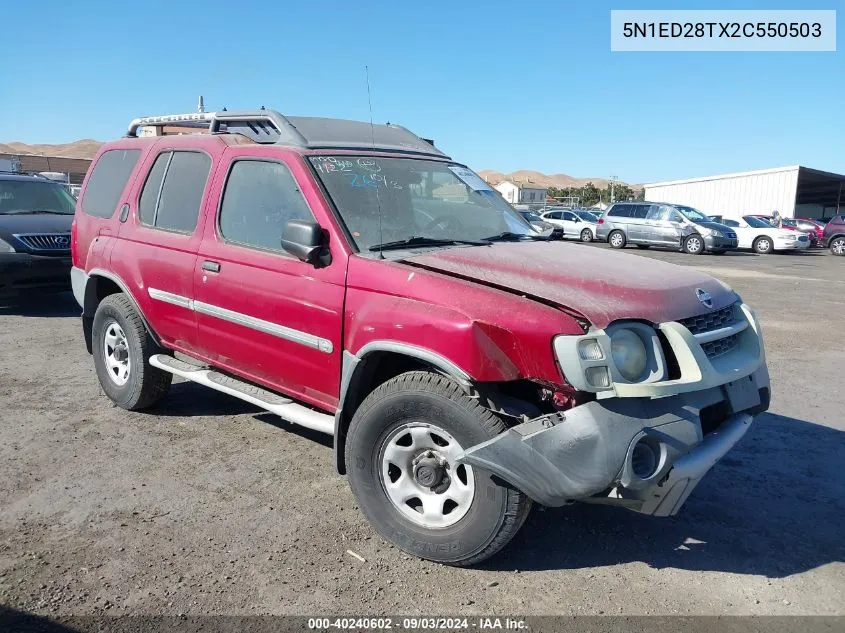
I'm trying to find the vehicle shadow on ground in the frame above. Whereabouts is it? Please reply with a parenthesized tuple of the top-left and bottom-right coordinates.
(148, 382, 334, 448)
(485, 412, 845, 578)
(0, 292, 79, 317)
(0, 605, 81, 633)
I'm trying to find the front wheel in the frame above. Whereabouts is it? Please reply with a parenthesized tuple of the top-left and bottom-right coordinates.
(345, 371, 531, 566)
(831, 236, 845, 256)
(683, 234, 704, 255)
(580, 228, 593, 242)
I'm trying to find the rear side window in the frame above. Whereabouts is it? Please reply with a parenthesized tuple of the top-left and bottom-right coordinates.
(545, 211, 562, 220)
(632, 205, 651, 219)
(219, 160, 314, 252)
(81, 150, 141, 218)
(138, 151, 211, 233)
(608, 204, 630, 217)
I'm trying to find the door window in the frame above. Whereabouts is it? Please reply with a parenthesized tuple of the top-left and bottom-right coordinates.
(219, 159, 315, 252)
(138, 151, 211, 233)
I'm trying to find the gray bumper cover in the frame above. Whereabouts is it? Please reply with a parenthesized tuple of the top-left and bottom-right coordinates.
(457, 386, 760, 516)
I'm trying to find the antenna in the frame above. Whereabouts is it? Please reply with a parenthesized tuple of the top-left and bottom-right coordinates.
(365, 65, 385, 259)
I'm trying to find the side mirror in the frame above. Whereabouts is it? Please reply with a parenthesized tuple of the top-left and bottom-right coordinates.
(281, 219, 330, 266)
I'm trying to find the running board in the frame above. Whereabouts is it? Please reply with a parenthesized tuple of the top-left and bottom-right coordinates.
(149, 354, 334, 435)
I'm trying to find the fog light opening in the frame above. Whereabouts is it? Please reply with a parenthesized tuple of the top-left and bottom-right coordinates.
(631, 438, 660, 480)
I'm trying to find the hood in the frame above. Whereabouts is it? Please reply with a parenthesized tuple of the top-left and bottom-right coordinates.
(696, 221, 733, 233)
(0, 212, 74, 236)
(402, 242, 738, 329)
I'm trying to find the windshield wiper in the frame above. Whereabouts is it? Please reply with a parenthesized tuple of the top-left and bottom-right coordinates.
(369, 236, 491, 252)
(1, 209, 73, 215)
(483, 229, 563, 242)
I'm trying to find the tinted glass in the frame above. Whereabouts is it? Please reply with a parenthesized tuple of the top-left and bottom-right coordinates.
(81, 150, 140, 218)
(632, 205, 651, 219)
(0, 180, 76, 215)
(139, 153, 170, 226)
(563, 212, 576, 221)
(546, 211, 562, 219)
(155, 152, 211, 233)
(608, 204, 629, 217)
(220, 160, 314, 251)
(723, 219, 740, 227)
(743, 216, 773, 228)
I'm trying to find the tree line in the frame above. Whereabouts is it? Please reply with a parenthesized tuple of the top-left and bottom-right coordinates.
(546, 182, 644, 207)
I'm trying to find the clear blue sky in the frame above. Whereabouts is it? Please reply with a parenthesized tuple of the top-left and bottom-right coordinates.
(1, 0, 842, 183)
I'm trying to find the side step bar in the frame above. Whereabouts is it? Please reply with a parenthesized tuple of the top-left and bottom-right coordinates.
(149, 354, 334, 435)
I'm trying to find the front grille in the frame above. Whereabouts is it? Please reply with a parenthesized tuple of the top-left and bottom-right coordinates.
(679, 305, 735, 335)
(14, 233, 71, 251)
(700, 333, 739, 358)
(724, 230, 737, 239)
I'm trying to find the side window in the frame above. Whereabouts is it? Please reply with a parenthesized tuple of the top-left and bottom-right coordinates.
(723, 219, 740, 227)
(631, 205, 649, 219)
(608, 205, 626, 217)
(219, 160, 315, 252)
(81, 149, 141, 218)
(562, 211, 575, 221)
(138, 151, 211, 233)
(646, 206, 662, 220)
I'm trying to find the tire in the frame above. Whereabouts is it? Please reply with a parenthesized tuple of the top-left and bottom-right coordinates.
(831, 236, 845, 256)
(608, 230, 626, 249)
(683, 234, 704, 255)
(635, 245, 650, 249)
(92, 293, 172, 410)
(345, 371, 532, 566)
(580, 228, 593, 243)
(753, 236, 773, 255)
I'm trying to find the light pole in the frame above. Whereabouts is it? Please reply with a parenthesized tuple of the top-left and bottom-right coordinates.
(610, 175, 619, 203)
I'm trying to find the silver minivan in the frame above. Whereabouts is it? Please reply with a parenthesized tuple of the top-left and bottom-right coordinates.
(596, 202, 739, 254)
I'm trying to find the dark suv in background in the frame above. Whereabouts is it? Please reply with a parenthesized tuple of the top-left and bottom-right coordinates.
(822, 215, 845, 256)
(0, 173, 76, 300)
(596, 201, 738, 254)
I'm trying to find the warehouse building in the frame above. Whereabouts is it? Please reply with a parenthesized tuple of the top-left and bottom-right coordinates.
(644, 165, 845, 221)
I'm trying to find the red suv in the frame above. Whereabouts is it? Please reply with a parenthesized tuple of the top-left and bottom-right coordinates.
(71, 109, 771, 565)
(822, 214, 845, 255)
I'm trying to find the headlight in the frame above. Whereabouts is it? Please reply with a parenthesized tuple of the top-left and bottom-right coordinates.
(0, 238, 16, 253)
(710, 230, 723, 238)
(610, 329, 648, 381)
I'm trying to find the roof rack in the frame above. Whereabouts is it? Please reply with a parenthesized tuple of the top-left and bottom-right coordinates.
(126, 109, 449, 159)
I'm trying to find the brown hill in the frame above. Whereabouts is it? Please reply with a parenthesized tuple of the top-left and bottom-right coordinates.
(478, 169, 622, 190)
(0, 139, 103, 159)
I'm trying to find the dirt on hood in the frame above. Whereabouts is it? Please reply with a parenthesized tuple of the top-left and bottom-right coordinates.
(403, 242, 738, 328)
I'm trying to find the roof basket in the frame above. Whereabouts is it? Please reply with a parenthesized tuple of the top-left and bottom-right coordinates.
(125, 109, 449, 158)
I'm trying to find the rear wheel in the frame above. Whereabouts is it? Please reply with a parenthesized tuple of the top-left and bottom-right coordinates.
(683, 234, 704, 255)
(92, 294, 172, 410)
(580, 228, 593, 242)
(608, 230, 626, 249)
(753, 236, 773, 254)
(831, 236, 845, 256)
(345, 371, 532, 566)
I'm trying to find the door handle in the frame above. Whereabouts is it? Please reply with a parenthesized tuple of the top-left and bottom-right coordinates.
(202, 260, 221, 273)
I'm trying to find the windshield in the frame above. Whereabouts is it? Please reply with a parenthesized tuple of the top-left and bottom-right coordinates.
(0, 179, 76, 215)
(743, 216, 773, 229)
(521, 211, 543, 222)
(675, 205, 708, 222)
(574, 210, 599, 222)
(310, 156, 532, 252)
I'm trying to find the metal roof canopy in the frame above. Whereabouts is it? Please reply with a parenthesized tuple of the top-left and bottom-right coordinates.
(795, 166, 845, 208)
(126, 110, 449, 160)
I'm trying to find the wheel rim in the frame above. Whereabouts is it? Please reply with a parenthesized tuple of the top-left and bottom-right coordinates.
(757, 239, 771, 253)
(610, 233, 623, 247)
(379, 423, 475, 529)
(833, 239, 845, 255)
(103, 320, 131, 386)
(687, 237, 702, 253)
(581, 229, 592, 242)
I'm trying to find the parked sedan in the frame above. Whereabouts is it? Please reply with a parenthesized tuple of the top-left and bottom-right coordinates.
(518, 210, 555, 234)
(541, 208, 599, 242)
(720, 216, 810, 254)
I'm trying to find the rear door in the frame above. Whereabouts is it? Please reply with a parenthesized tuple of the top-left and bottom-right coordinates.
(626, 205, 651, 242)
(114, 147, 214, 350)
(192, 148, 346, 411)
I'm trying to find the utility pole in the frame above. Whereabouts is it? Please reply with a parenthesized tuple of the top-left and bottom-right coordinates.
(610, 175, 619, 202)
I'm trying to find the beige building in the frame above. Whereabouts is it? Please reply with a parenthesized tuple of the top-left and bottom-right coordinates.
(494, 180, 548, 205)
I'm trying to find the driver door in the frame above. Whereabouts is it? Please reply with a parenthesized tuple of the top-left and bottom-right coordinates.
(192, 149, 346, 411)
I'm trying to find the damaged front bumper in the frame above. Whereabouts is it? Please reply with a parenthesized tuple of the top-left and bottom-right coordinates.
(457, 364, 769, 516)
